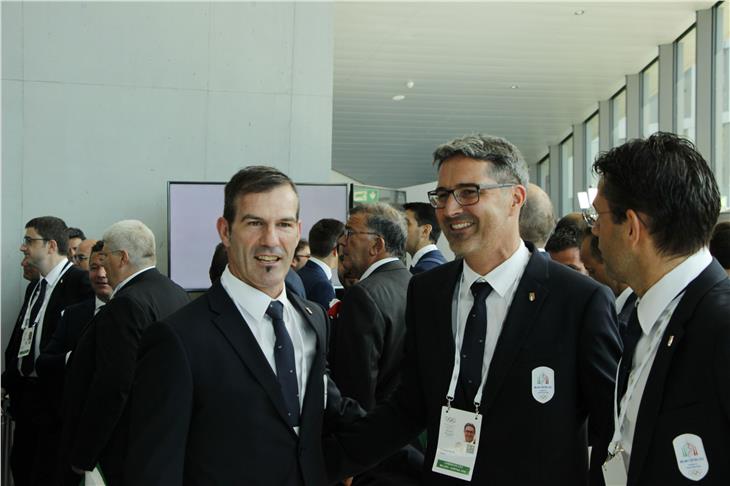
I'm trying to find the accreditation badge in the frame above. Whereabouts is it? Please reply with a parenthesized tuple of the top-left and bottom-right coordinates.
(672, 433, 709, 481)
(432, 406, 482, 481)
(17, 327, 34, 358)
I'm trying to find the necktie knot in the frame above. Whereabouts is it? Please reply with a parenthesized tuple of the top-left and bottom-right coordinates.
(266, 300, 284, 322)
(470, 281, 492, 300)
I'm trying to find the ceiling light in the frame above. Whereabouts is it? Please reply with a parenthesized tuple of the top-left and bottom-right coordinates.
(392, 94, 406, 101)
(406, 80, 415, 89)
(574, 9, 585, 16)
(510, 85, 519, 89)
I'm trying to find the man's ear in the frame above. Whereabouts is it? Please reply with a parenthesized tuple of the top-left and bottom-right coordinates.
(216, 217, 231, 248)
(421, 223, 433, 242)
(119, 249, 131, 266)
(47, 238, 59, 255)
(625, 209, 644, 247)
(371, 235, 385, 255)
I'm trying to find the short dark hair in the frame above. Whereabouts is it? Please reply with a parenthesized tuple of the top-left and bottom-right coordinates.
(582, 226, 603, 263)
(464, 423, 476, 431)
(223, 166, 299, 225)
(710, 221, 730, 270)
(26, 216, 68, 254)
(350, 203, 407, 259)
(295, 239, 309, 254)
(309, 219, 345, 257)
(91, 240, 105, 255)
(545, 225, 582, 253)
(403, 202, 441, 244)
(66, 227, 86, 241)
(593, 132, 720, 257)
(209, 242, 228, 283)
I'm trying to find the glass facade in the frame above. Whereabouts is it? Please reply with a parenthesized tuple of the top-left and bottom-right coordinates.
(538, 156, 550, 196)
(716, 3, 730, 211)
(641, 60, 659, 138)
(676, 27, 697, 142)
(611, 89, 626, 147)
(585, 113, 599, 189)
(560, 137, 574, 213)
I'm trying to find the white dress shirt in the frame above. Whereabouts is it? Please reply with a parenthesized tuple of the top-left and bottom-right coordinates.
(618, 248, 712, 464)
(110, 266, 155, 299)
(220, 266, 317, 425)
(19, 258, 73, 376)
(411, 244, 439, 268)
(309, 256, 333, 281)
(360, 257, 400, 282)
(451, 241, 531, 393)
(615, 286, 635, 313)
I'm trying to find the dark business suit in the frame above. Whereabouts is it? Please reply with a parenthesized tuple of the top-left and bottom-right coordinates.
(124, 280, 362, 485)
(286, 268, 307, 299)
(625, 260, 730, 486)
(298, 259, 335, 309)
(61, 268, 189, 485)
(330, 259, 411, 411)
(410, 248, 447, 275)
(331, 246, 622, 485)
(3, 264, 92, 486)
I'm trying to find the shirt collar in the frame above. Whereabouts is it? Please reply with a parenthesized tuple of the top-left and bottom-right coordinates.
(94, 296, 107, 313)
(360, 257, 400, 282)
(309, 257, 332, 280)
(220, 265, 290, 322)
(43, 258, 71, 287)
(636, 247, 712, 335)
(111, 266, 155, 299)
(411, 244, 439, 267)
(615, 286, 635, 312)
(462, 241, 530, 298)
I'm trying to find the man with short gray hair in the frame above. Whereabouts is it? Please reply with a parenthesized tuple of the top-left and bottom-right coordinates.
(61, 219, 189, 486)
(519, 183, 555, 250)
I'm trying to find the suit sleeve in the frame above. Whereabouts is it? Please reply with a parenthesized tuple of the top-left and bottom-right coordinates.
(715, 315, 730, 421)
(69, 298, 148, 469)
(326, 277, 428, 480)
(578, 285, 622, 482)
(35, 309, 71, 379)
(310, 281, 336, 309)
(125, 321, 192, 485)
(330, 284, 384, 411)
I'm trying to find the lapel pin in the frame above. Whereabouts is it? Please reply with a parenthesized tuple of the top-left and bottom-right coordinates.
(305, 306, 313, 315)
(667, 335, 674, 347)
(528, 292, 536, 302)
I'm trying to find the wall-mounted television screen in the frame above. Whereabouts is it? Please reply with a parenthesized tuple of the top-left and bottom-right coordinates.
(168, 182, 349, 291)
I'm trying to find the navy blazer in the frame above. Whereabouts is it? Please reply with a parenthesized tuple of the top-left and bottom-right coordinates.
(331, 245, 622, 485)
(298, 259, 335, 309)
(410, 248, 447, 275)
(626, 260, 730, 486)
(125, 280, 362, 485)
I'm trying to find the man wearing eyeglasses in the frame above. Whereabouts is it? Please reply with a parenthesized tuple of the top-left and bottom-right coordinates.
(591, 132, 730, 486)
(71, 238, 97, 271)
(329, 134, 621, 485)
(61, 220, 189, 486)
(3, 216, 92, 486)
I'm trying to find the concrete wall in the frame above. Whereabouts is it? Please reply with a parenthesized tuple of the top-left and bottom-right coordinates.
(1, 2, 334, 355)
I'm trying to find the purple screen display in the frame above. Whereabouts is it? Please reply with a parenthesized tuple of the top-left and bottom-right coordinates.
(168, 182, 349, 291)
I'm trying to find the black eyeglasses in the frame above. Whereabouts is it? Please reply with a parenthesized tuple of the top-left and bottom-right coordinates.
(21, 236, 48, 246)
(343, 228, 381, 241)
(427, 183, 515, 209)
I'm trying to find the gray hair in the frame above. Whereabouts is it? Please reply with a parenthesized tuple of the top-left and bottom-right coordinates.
(350, 203, 407, 259)
(519, 183, 555, 248)
(102, 219, 156, 269)
(433, 133, 529, 186)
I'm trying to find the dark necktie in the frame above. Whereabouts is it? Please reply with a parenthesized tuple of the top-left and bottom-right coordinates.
(266, 301, 300, 427)
(22, 278, 47, 376)
(616, 306, 642, 411)
(617, 292, 638, 334)
(459, 281, 493, 400)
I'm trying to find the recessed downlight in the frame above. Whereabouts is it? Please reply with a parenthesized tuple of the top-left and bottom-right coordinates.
(574, 9, 585, 15)
(392, 94, 406, 101)
(406, 80, 415, 89)
(510, 85, 519, 89)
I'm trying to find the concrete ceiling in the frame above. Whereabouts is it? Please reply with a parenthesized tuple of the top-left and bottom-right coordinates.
(332, 1, 713, 188)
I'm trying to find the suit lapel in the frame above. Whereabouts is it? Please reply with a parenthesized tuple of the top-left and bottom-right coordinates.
(435, 261, 462, 396)
(289, 293, 326, 422)
(627, 261, 727, 484)
(208, 283, 294, 429)
(481, 250, 548, 412)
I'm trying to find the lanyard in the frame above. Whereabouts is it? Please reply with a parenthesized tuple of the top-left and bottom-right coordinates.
(22, 260, 72, 329)
(608, 291, 684, 457)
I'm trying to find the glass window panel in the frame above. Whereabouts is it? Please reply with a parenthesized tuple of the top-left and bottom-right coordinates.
(676, 28, 696, 143)
(641, 60, 659, 138)
(715, 3, 730, 211)
(539, 157, 550, 197)
(585, 114, 600, 189)
(560, 136, 574, 214)
(611, 90, 626, 147)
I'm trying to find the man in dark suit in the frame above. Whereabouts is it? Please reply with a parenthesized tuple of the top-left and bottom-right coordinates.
(298, 218, 344, 309)
(37, 241, 113, 389)
(328, 134, 621, 485)
(124, 166, 361, 485)
(403, 202, 447, 274)
(590, 132, 730, 485)
(61, 219, 190, 485)
(3, 216, 93, 486)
